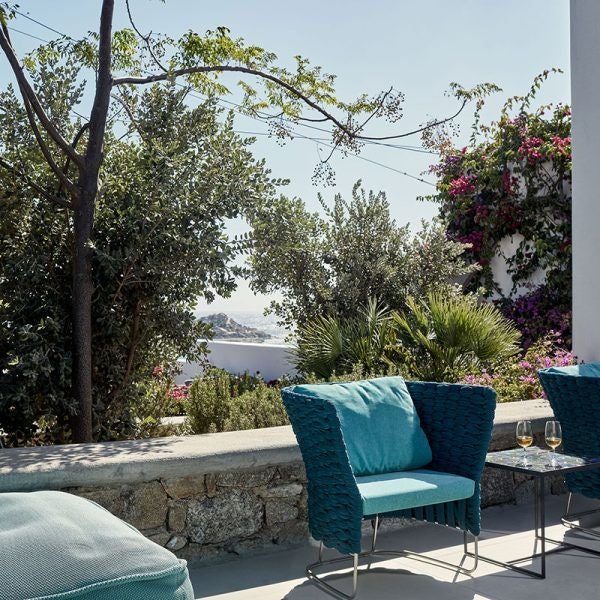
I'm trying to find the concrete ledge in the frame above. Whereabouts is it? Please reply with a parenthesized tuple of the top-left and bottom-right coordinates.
(0, 426, 300, 492)
(0, 399, 554, 493)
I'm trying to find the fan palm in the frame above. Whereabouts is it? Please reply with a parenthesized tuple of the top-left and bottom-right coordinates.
(294, 299, 395, 378)
(388, 293, 521, 382)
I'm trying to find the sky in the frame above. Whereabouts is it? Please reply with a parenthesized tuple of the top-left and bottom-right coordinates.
(3, 1, 571, 312)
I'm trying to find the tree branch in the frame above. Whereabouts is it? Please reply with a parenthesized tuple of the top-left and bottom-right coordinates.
(125, 0, 167, 73)
(0, 23, 85, 168)
(57, 122, 90, 195)
(0, 156, 73, 208)
(114, 65, 468, 142)
(20, 92, 80, 196)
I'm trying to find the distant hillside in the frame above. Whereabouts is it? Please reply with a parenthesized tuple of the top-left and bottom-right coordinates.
(200, 313, 272, 342)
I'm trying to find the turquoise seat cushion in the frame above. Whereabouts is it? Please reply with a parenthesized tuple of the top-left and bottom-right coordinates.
(357, 469, 475, 515)
(541, 362, 600, 377)
(0, 491, 194, 600)
(291, 376, 432, 476)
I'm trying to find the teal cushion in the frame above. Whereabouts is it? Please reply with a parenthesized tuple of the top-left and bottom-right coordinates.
(0, 491, 194, 600)
(291, 376, 432, 476)
(357, 469, 475, 516)
(541, 362, 600, 377)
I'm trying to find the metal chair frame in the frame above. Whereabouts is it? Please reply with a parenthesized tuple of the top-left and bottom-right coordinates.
(306, 515, 479, 600)
(562, 492, 600, 539)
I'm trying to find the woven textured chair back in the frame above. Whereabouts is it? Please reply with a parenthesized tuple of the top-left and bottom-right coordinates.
(539, 366, 600, 498)
(282, 380, 496, 553)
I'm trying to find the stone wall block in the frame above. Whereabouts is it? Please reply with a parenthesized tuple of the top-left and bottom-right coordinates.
(481, 469, 515, 507)
(76, 486, 127, 519)
(168, 502, 188, 532)
(216, 467, 276, 489)
(265, 499, 298, 525)
(187, 489, 264, 544)
(127, 481, 168, 530)
(276, 463, 307, 483)
(162, 476, 205, 499)
(257, 483, 303, 499)
(166, 535, 188, 551)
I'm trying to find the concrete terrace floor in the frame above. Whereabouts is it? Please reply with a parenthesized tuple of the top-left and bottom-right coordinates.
(188, 495, 599, 600)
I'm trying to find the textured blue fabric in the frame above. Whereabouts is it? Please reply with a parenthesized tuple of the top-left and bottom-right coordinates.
(291, 377, 432, 476)
(0, 491, 194, 600)
(539, 366, 600, 499)
(357, 469, 475, 516)
(282, 380, 496, 554)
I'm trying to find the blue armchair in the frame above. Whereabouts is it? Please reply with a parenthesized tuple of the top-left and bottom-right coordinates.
(282, 376, 496, 598)
(539, 364, 600, 537)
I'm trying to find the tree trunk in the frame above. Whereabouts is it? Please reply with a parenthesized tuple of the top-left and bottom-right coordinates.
(70, 0, 115, 442)
(71, 181, 95, 442)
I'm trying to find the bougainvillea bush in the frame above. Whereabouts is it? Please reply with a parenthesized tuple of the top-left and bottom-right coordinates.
(461, 332, 574, 402)
(425, 73, 572, 348)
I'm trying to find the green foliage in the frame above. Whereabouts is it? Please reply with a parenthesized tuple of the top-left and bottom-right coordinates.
(387, 293, 521, 382)
(0, 59, 279, 444)
(294, 299, 399, 379)
(248, 181, 476, 331)
(184, 369, 288, 434)
(424, 72, 571, 347)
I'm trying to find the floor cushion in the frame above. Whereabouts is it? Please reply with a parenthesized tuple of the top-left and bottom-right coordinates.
(0, 490, 194, 600)
(356, 468, 475, 516)
(290, 376, 432, 476)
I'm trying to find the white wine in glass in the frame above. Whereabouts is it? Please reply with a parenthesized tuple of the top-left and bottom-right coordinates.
(516, 420, 533, 466)
(545, 420, 562, 468)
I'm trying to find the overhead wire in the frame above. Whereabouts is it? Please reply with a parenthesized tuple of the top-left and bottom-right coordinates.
(6, 14, 438, 186)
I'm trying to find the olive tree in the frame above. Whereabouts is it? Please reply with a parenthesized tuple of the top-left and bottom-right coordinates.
(248, 181, 477, 330)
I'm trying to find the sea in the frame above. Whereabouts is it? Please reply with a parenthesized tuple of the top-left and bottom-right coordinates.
(195, 309, 290, 345)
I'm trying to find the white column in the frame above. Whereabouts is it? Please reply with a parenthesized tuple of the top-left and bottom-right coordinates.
(571, 0, 600, 361)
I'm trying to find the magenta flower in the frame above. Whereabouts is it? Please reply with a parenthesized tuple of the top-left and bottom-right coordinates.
(448, 174, 477, 197)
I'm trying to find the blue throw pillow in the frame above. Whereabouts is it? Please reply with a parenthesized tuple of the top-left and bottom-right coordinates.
(291, 376, 432, 476)
(541, 362, 600, 377)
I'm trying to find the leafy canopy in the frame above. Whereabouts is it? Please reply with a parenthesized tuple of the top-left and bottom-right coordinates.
(0, 55, 280, 445)
(248, 181, 477, 330)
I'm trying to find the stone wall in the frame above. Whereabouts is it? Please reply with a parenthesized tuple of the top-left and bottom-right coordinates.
(0, 399, 565, 565)
(73, 464, 308, 563)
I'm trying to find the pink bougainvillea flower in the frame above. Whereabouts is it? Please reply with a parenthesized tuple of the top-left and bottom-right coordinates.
(448, 174, 477, 197)
(518, 136, 545, 164)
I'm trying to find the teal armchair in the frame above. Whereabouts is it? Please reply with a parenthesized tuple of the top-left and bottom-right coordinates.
(282, 377, 496, 599)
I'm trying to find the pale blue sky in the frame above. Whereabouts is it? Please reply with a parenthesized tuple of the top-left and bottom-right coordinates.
(5, 1, 570, 311)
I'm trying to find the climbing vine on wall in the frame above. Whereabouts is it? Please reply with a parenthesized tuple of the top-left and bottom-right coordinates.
(424, 73, 572, 348)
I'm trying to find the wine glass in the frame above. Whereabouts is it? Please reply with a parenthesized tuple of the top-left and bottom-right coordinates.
(545, 420, 562, 468)
(516, 420, 533, 466)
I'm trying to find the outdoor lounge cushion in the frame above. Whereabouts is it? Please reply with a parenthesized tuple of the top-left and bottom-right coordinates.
(0, 490, 194, 600)
(291, 376, 432, 476)
(542, 362, 600, 377)
(357, 469, 475, 516)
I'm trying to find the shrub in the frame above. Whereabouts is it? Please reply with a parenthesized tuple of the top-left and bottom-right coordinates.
(387, 293, 521, 382)
(461, 332, 574, 402)
(294, 299, 397, 378)
(248, 182, 476, 331)
(184, 369, 288, 434)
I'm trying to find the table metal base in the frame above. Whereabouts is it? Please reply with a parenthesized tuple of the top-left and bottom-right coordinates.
(465, 477, 600, 579)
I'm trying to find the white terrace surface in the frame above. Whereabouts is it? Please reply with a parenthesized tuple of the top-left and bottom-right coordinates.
(188, 495, 598, 600)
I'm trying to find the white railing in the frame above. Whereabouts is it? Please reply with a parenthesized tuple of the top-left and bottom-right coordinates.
(176, 340, 297, 384)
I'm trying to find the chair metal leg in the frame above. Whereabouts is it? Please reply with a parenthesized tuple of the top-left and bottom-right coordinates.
(306, 523, 478, 599)
(371, 515, 379, 552)
(561, 492, 600, 539)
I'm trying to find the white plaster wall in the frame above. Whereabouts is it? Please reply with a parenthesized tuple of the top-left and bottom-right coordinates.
(176, 340, 297, 384)
(571, 0, 600, 361)
(490, 233, 548, 299)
